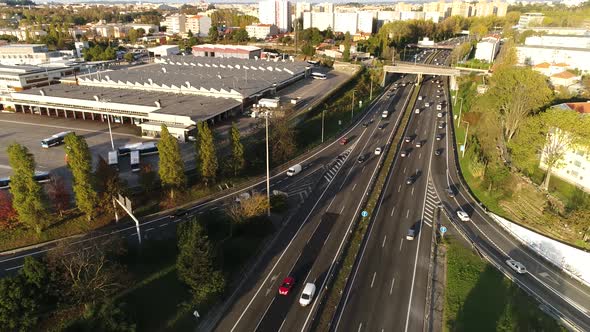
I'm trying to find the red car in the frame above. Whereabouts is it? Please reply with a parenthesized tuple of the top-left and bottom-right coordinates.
(340, 137, 348, 145)
(278, 276, 295, 295)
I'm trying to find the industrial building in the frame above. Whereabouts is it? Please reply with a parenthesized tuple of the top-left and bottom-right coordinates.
(191, 44, 262, 59)
(0, 64, 77, 93)
(1, 55, 311, 141)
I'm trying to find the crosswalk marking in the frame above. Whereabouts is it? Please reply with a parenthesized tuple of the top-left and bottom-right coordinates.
(422, 180, 440, 228)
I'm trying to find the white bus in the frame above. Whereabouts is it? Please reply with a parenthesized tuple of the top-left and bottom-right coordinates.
(108, 150, 119, 171)
(41, 131, 73, 148)
(118, 142, 158, 156)
(0, 171, 50, 190)
(130, 150, 140, 172)
(311, 72, 327, 80)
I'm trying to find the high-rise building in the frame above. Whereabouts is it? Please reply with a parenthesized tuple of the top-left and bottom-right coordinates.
(258, 0, 291, 32)
(186, 15, 212, 37)
(357, 11, 376, 34)
(295, 2, 311, 19)
(163, 14, 186, 34)
(334, 12, 358, 34)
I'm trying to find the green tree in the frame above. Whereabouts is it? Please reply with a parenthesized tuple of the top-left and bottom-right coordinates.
(270, 116, 297, 164)
(158, 125, 186, 199)
(65, 300, 135, 332)
(64, 133, 98, 221)
(127, 28, 139, 43)
(229, 123, 245, 176)
(176, 220, 225, 304)
(232, 28, 249, 43)
(7, 144, 48, 233)
(208, 26, 219, 42)
(94, 157, 123, 214)
(342, 31, 351, 62)
(197, 122, 218, 186)
(124, 52, 134, 63)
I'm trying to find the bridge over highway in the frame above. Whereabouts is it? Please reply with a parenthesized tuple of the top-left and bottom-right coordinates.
(383, 61, 489, 90)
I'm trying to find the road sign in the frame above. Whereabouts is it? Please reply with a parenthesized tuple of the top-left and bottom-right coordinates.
(460, 145, 465, 152)
(440, 226, 447, 234)
(361, 210, 369, 217)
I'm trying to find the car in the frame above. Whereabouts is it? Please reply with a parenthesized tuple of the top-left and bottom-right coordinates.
(169, 208, 189, 219)
(401, 83, 407, 87)
(279, 276, 296, 295)
(457, 210, 470, 222)
(438, 122, 445, 129)
(436, 95, 441, 98)
(362, 122, 369, 127)
(374, 147, 382, 155)
(406, 174, 417, 185)
(436, 134, 443, 141)
(415, 141, 423, 148)
(404, 136, 412, 143)
(357, 154, 367, 163)
(415, 108, 420, 114)
(340, 137, 348, 145)
(435, 148, 443, 156)
(378, 123, 386, 130)
(446, 186, 455, 197)
(506, 259, 527, 274)
(300, 283, 317, 306)
(400, 150, 408, 157)
(437, 112, 443, 118)
(418, 96, 423, 101)
(425, 102, 430, 107)
(406, 227, 416, 240)
(437, 84, 442, 88)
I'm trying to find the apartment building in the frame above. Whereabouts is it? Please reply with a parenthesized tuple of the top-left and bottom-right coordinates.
(246, 23, 279, 40)
(518, 12, 544, 28)
(162, 14, 186, 34)
(258, 0, 291, 32)
(0, 28, 47, 41)
(186, 15, 212, 37)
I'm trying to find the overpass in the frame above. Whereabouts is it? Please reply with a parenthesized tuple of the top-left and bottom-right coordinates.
(383, 61, 490, 90)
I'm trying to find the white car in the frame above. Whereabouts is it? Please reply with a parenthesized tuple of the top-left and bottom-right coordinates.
(415, 108, 420, 114)
(425, 102, 430, 107)
(299, 283, 316, 306)
(374, 147, 382, 155)
(506, 259, 527, 274)
(400, 150, 408, 157)
(437, 112, 443, 118)
(418, 96, 423, 101)
(456, 210, 470, 222)
(415, 141, 423, 148)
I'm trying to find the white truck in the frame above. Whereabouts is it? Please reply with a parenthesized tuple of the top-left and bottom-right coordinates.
(258, 98, 280, 108)
(382, 110, 389, 118)
(286, 164, 302, 177)
(130, 150, 140, 172)
(107, 150, 119, 171)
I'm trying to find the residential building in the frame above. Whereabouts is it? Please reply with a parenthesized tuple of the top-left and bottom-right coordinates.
(295, 2, 311, 19)
(191, 44, 262, 59)
(395, 2, 414, 11)
(424, 11, 441, 23)
(518, 12, 544, 28)
(550, 70, 580, 88)
(539, 102, 590, 192)
(474, 36, 501, 62)
(526, 27, 589, 36)
(377, 11, 400, 28)
(451, 0, 473, 17)
(473, 0, 508, 17)
(162, 14, 186, 34)
(0, 28, 47, 41)
(304, 12, 334, 31)
(517, 45, 590, 73)
(400, 11, 426, 21)
(525, 35, 590, 49)
(186, 15, 212, 37)
(258, 0, 291, 32)
(0, 44, 52, 65)
(532, 62, 581, 90)
(334, 12, 358, 34)
(127, 23, 159, 33)
(94, 25, 115, 38)
(357, 11, 375, 34)
(246, 23, 279, 40)
(314, 2, 334, 13)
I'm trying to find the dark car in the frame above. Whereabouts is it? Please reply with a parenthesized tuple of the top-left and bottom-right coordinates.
(169, 208, 189, 219)
(435, 148, 443, 156)
(357, 154, 367, 163)
(406, 175, 417, 185)
(378, 123, 386, 130)
(436, 134, 444, 141)
(446, 186, 456, 197)
(404, 136, 412, 143)
(362, 122, 369, 128)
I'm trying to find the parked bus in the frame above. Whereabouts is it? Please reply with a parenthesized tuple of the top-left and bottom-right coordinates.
(307, 60, 319, 66)
(311, 72, 327, 80)
(0, 171, 50, 190)
(108, 150, 119, 171)
(117, 142, 143, 156)
(130, 150, 140, 172)
(41, 131, 73, 148)
(118, 142, 158, 156)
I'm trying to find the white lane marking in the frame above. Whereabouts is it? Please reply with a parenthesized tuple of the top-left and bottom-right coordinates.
(146, 228, 154, 232)
(399, 239, 403, 252)
(403, 167, 406, 174)
(419, 153, 422, 159)
(278, 319, 287, 332)
(411, 187, 414, 196)
(340, 205, 345, 214)
(406, 209, 410, 218)
(158, 223, 167, 228)
(391, 206, 396, 216)
(371, 272, 377, 288)
(254, 297, 276, 331)
(390, 278, 395, 295)
(339, 167, 355, 190)
(327, 196, 337, 211)
(5, 264, 23, 271)
(361, 166, 366, 174)
(352, 183, 357, 192)
(358, 323, 363, 332)
(382, 235, 387, 248)
(398, 185, 401, 192)
(0, 119, 139, 137)
(324, 232, 331, 246)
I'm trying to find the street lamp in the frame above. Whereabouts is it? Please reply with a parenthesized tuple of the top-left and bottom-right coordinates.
(462, 120, 469, 158)
(99, 98, 115, 150)
(351, 90, 356, 120)
(265, 113, 271, 217)
(457, 97, 464, 127)
(321, 109, 326, 143)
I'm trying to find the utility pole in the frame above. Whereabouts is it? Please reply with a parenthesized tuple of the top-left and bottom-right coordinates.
(265, 114, 271, 217)
(321, 109, 325, 143)
(458, 98, 464, 126)
(462, 121, 469, 158)
(370, 79, 373, 100)
(351, 90, 355, 120)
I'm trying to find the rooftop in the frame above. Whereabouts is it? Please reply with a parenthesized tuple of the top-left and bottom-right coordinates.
(192, 44, 261, 52)
(551, 71, 577, 79)
(565, 102, 590, 114)
(534, 62, 551, 69)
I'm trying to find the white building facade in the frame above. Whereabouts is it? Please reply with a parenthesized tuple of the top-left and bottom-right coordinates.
(517, 46, 590, 73)
(186, 15, 212, 37)
(162, 14, 186, 34)
(246, 24, 279, 40)
(258, 0, 291, 32)
(475, 37, 501, 62)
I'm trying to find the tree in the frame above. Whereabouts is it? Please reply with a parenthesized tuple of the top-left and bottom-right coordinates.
(46, 175, 70, 217)
(139, 163, 159, 193)
(0, 191, 17, 228)
(158, 124, 186, 199)
(208, 26, 219, 42)
(232, 28, 249, 43)
(269, 117, 297, 164)
(197, 122, 218, 186)
(94, 157, 123, 214)
(66, 300, 135, 332)
(124, 52, 134, 63)
(229, 123, 245, 176)
(176, 220, 224, 304)
(127, 28, 139, 43)
(187, 29, 193, 38)
(487, 66, 553, 162)
(64, 133, 98, 221)
(7, 144, 49, 233)
(342, 31, 351, 62)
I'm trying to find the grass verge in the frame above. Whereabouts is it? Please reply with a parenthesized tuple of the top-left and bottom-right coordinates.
(313, 81, 418, 330)
(444, 236, 564, 332)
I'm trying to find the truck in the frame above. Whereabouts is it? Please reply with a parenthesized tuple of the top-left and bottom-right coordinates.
(382, 110, 389, 118)
(108, 150, 119, 171)
(258, 98, 280, 109)
(286, 164, 302, 177)
(130, 150, 140, 172)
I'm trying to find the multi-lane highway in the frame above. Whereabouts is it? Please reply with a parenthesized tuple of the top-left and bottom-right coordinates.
(211, 71, 416, 332)
(332, 50, 449, 332)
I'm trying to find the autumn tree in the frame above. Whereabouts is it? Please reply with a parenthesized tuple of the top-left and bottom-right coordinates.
(139, 163, 159, 193)
(94, 157, 124, 215)
(158, 124, 186, 199)
(46, 175, 70, 217)
(176, 220, 224, 304)
(229, 123, 245, 176)
(197, 122, 218, 186)
(7, 144, 49, 233)
(269, 117, 297, 164)
(342, 31, 351, 62)
(64, 133, 98, 221)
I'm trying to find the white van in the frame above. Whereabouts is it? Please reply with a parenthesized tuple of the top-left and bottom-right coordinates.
(286, 164, 302, 176)
(382, 110, 389, 118)
(299, 283, 316, 306)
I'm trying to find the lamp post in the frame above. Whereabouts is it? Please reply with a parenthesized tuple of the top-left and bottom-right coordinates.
(403, 45, 407, 61)
(351, 90, 356, 121)
(457, 98, 464, 127)
(321, 109, 326, 143)
(265, 113, 271, 217)
(99, 98, 115, 150)
(462, 121, 469, 158)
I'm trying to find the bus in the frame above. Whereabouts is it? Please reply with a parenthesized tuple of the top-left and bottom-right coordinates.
(118, 142, 143, 156)
(0, 171, 50, 190)
(108, 150, 119, 171)
(41, 131, 73, 148)
(118, 142, 158, 156)
(307, 60, 319, 66)
(311, 72, 327, 80)
(130, 150, 140, 172)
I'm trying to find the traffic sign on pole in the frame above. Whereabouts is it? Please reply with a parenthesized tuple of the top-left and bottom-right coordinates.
(361, 210, 369, 218)
(440, 226, 447, 238)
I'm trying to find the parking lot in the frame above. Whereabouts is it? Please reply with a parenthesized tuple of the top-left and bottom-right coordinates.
(0, 67, 351, 188)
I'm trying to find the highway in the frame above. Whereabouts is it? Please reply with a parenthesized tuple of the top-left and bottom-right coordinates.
(332, 50, 448, 332)
(211, 72, 415, 332)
